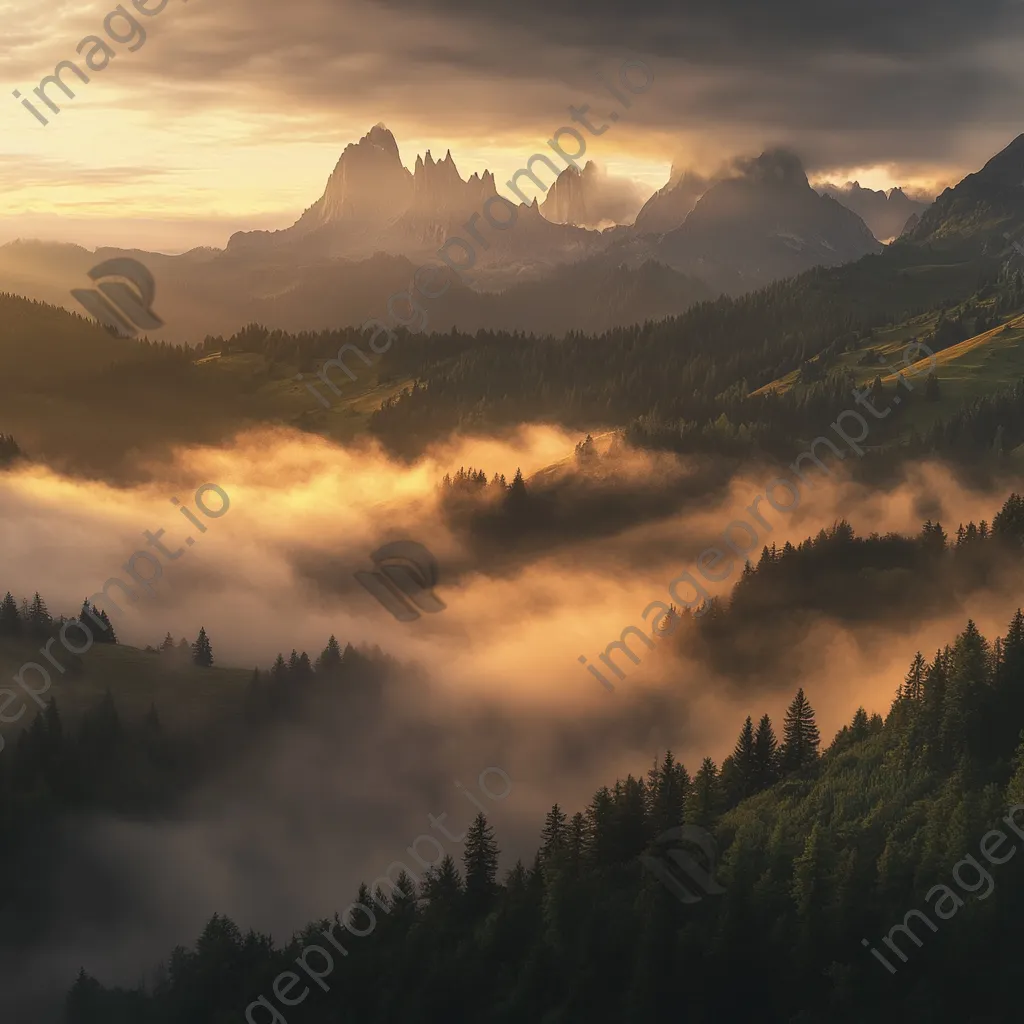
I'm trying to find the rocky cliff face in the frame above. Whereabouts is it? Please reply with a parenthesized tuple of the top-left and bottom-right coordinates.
(541, 161, 648, 229)
(632, 169, 709, 235)
(541, 162, 599, 226)
(312, 123, 412, 225)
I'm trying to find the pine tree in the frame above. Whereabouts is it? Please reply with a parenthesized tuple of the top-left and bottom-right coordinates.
(940, 619, 989, 763)
(729, 716, 757, 801)
(904, 651, 926, 702)
(753, 713, 780, 790)
(65, 968, 103, 1023)
(191, 627, 214, 668)
(780, 688, 820, 773)
(685, 757, 722, 828)
(849, 707, 870, 742)
(159, 632, 175, 652)
(422, 854, 463, 907)
(296, 652, 313, 683)
(316, 635, 343, 676)
(95, 606, 116, 643)
(271, 653, 287, 684)
(0, 592, 19, 636)
(28, 591, 51, 639)
(463, 812, 499, 912)
(647, 751, 690, 834)
(566, 811, 590, 872)
(506, 467, 529, 515)
(75, 601, 116, 644)
(540, 804, 568, 860)
(587, 786, 616, 865)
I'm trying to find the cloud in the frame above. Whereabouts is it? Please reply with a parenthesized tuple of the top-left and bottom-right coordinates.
(6, 0, 1024, 184)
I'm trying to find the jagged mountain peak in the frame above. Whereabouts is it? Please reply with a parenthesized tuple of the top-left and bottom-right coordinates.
(540, 161, 645, 229)
(365, 122, 398, 151)
(816, 179, 929, 241)
(633, 167, 710, 235)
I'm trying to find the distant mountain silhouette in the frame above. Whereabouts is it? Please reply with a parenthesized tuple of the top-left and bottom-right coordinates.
(0, 239, 706, 342)
(227, 124, 608, 280)
(0, 131, 933, 339)
(817, 181, 930, 241)
(648, 149, 882, 293)
(540, 161, 648, 229)
(633, 168, 710, 235)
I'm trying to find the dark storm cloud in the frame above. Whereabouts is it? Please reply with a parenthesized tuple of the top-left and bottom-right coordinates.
(91, 0, 1019, 178)
(371, 0, 1023, 62)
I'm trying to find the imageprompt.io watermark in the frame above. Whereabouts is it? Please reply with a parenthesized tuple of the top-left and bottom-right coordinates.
(71, 257, 163, 337)
(640, 825, 726, 905)
(354, 540, 446, 622)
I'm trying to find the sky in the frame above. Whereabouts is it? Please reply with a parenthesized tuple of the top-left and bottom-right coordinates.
(3, 0, 1024, 251)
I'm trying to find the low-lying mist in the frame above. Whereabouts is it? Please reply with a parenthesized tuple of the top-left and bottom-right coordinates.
(2, 422, 1022, 1020)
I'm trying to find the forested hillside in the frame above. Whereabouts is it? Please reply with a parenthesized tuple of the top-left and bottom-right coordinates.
(47, 493, 1024, 1024)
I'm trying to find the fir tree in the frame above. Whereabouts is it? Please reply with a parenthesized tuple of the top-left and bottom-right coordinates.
(80, 601, 116, 643)
(566, 811, 590, 872)
(28, 591, 51, 639)
(191, 627, 214, 668)
(271, 653, 288, 685)
(753, 713, 780, 790)
(0, 591, 19, 636)
(780, 688, 820, 773)
(423, 853, 463, 906)
(904, 651, 926, 702)
(540, 803, 568, 860)
(729, 716, 757, 801)
(295, 651, 313, 684)
(850, 707, 870, 743)
(316, 635, 343, 676)
(685, 757, 722, 828)
(463, 812, 499, 913)
(647, 751, 690, 834)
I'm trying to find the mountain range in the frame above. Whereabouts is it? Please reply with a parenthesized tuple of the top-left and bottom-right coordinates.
(816, 180, 929, 241)
(0, 125, 946, 342)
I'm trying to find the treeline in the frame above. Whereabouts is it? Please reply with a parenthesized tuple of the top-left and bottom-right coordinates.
(0, 592, 117, 662)
(668, 494, 1024, 684)
(363, 249, 998, 455)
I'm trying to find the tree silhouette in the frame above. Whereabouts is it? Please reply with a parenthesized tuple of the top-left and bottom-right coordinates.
(191, 627, 213, 668)
(463, 812, 500, 913)
(780, 688, 820, 772)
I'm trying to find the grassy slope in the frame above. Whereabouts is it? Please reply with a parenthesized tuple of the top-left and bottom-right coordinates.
(878, 313, 1024, 434)
(186, 351, 413, 445)
(0, 638, 252, 749)
(751, 300, 1024, 441)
